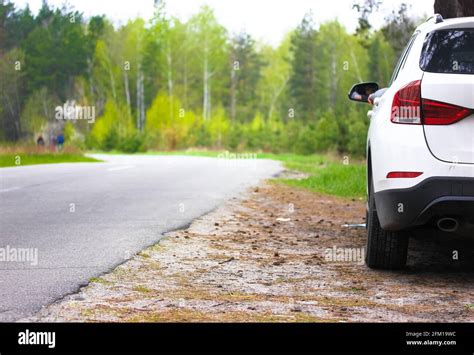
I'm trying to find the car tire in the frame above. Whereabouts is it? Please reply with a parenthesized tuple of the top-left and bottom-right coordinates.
(366, 180, 409, 270)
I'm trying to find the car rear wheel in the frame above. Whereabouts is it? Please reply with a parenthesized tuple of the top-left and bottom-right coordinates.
(366, 180, 409, 270)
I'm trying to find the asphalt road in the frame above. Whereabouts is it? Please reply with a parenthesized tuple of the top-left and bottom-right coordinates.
(0, 154, 282, 321)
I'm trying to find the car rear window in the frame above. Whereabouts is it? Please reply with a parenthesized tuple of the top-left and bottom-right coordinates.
(420, 29, 474, 74)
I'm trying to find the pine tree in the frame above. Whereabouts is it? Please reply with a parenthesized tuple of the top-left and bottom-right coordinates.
(289, 12, 318, 122)
(228, 32, 263, 122)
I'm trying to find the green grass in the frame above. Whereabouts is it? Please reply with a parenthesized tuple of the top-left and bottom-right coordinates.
(0, 153, 101, 168)
(140, 150, 367, 199)
(260, 153, 366, 199)
(89, 277, 111, 285)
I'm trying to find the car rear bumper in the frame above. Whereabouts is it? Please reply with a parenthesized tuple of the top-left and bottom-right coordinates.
(374, 177, 474, 233)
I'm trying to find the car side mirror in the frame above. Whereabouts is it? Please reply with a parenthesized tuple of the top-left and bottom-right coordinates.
(348, 82, 379, 104)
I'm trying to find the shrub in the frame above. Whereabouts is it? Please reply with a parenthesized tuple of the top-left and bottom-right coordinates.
(294, 126, 318, 155)
(119, 133, 144, 153)
(314, 112, 339, 152)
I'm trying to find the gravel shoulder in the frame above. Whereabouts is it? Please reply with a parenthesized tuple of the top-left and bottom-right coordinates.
(25, 179, 474, 322)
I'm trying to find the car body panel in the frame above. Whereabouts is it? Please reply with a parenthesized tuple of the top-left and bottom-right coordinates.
(421, 73, 474, 164)
(365, 16, 474, 233)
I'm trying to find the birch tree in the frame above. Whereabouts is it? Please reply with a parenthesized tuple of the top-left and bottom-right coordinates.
(188, 7, 228, 120)
(257, 36, 292, 122)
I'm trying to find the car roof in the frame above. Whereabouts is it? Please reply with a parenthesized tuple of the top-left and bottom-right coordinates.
(416, 16, 474, 34)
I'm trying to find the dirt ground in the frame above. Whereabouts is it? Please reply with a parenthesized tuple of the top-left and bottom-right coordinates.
(26, 175, 474, 322)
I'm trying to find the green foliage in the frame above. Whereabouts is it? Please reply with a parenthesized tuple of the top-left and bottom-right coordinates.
(293, 126, 317, 155)
(206, 106, 229, 148)
(0, 153, 100, 168)
(381, 4, 419, 59)
(282, 162, 366, 198)
(63, 122, 76, 144)
(188, 6, 229, 120)
(347, 108, 369, 157)
(368, 31, 396, 86)
(258, 35, 292, 123)
(90, 100, 137, 151)
(352, 0, 382, 47)
(229, 33, 264, 122)
(22, 8, 90, 99)
(146, 92, 196, 150)
(0, 47, 26, 140)
(268, 153, 366, 198)
(20, 87, 56, 136)
(119, 132, 144, 153)
(289, 12, 318, 122)
(314, 112, 340, 152)
(1, 1, 415, 158)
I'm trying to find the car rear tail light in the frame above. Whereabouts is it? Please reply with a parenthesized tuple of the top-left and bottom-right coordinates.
(391, 80, 472, 125)
(422, 99, 472, 125)
(391, 80, 422, 124)
(386, 172, 423, 179)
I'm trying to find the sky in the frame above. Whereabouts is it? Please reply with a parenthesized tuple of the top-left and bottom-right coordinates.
(12, 0, 435, 45)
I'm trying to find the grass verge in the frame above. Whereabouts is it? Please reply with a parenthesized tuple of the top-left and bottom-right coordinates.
(0, 146, 101, 168)
(0, 154, 100, 168)
(260, 153, 366, 199)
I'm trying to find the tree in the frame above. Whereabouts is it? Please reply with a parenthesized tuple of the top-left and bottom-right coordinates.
(0, 2, 35, 55)
(258, 36, 291, 122)
(352, 0, 382, 47)
(381, 4, 417, 59)
(315, 20, 370, 152)
(289, 12, 318, 122)
(20, 87, 58, 139)
(86, 15, 106, 112)
(0, 0, 418, 156)
(89, 99, 137, 151)
(188, 6, 228, 121)
(0, 2, 35, 140)
(0, 48, 25, 140)
(120, 19, 147, 131)
(145, 92, 195, 149)
(142, 10, 167, 110)
(434, 0, 474, 18)
(316, 21, 368, 113)
(228, 32, 263, 122)
(170, 19, 192, 109)
(22, 5, 90, 100)
(368, 31, 396, 87)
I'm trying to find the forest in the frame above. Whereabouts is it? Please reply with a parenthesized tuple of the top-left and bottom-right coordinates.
(0, 0, 420, 156)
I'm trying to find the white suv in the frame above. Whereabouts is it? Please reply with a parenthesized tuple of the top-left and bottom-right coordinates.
(349, 15, 474, 270)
